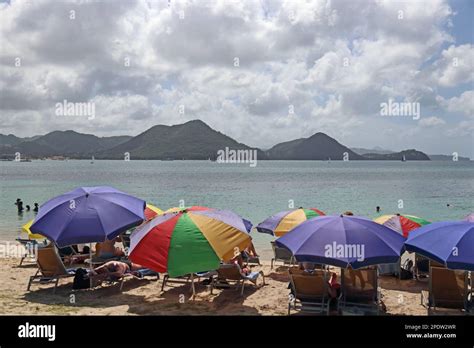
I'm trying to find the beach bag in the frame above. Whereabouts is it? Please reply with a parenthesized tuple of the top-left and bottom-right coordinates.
(73, 268, 91, 289)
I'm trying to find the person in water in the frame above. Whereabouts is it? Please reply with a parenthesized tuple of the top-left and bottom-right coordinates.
(376, 206, 381, 213)
(14, 199, 24, 213)
(33, 203, 39, 213)
(25, 205, 31, 211)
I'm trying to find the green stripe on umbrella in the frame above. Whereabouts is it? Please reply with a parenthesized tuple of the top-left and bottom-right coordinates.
(167, 213, 220, 277)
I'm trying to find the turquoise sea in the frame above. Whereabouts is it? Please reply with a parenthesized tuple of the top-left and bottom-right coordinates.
(0, 160, 472, 259)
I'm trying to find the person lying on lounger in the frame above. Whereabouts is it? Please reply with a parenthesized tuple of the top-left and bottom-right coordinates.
(96, 237, 125, 259)
(89, 260, 154, 281)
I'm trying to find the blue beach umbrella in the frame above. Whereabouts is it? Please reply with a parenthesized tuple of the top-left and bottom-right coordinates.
(30, 186, 146, 247)
(276, 215, 405, 269)
(405, 220, 474, 271)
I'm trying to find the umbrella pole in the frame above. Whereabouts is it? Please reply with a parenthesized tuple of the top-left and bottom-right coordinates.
(89, 243, 92, 289)
(190, 273, 195, 299)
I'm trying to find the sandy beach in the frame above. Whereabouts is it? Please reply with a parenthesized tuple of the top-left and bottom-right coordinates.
(0, 255, 439, 316)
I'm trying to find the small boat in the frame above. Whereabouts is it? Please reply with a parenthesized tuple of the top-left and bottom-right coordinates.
(401, 155, 406, 162)
(91, 156, 95, 164)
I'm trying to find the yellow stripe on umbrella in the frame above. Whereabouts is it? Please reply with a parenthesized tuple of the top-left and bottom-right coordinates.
(22, 219, 45, 240)
(144, 204, 163, 221)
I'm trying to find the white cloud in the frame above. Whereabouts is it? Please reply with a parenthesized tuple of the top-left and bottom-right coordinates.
(418, 116, 446, 127)
(0, 0, 471, 156)
(432, 44, 474, 87)
(437, 90, 474, 117)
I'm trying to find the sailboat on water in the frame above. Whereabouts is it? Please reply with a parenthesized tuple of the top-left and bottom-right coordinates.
(401, 155, 406, 162)
(91, 156, 95, 164)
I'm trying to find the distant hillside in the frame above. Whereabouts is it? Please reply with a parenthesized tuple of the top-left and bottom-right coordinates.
(266, 132, 365, 160)
(0, 131, 131, 158)
(363, 149, 430, 160)
(429, 154, 470, 161)
(351, 147, 395, 155)
(0, 122, 435, 161)
(0, 134, 23, 146)
(98, 120, 266, 160)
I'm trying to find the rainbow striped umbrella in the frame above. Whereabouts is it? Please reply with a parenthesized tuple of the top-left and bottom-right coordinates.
(165, 206, 253, 232)
(256, 208, 325, 237)
(144, 204, 163, 221)
(374, 214, 430, 238)
(129, 209, 252, 277)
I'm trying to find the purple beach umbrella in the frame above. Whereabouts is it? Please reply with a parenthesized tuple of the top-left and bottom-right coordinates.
(276, 215, 405, 269)
(30, 186, 145, 247)
(405, 220, 474, 271)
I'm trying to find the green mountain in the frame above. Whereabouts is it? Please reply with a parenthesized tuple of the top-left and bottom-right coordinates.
(266, 132, 365, 160)
(99, 120, 265, 160)
(0, 134, 23, 146)
(363, 149, 430, 160)
(0, 131, 131, 158)
(0, 121, 433, 161)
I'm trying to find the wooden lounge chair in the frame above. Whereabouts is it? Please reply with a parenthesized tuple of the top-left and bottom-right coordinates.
(27, 244, 76, 293)
(211, 264, 265, 296)
(338, 267, 380, 315)
(270, 241, 295, 269)
(288, 267, 329, 315)
(422, 266, 470, 313)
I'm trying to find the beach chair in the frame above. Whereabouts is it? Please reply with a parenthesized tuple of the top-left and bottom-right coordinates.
(415, 254, 430, 279)
(83, 244, 121, 266)
(102, 268, 159, 291)
(270, 241, 295, 269)
(288, 267, 329, 315)
(211, 264, 265, 296)
(16, 238, 40, 266)
(241, 251, 261, 266)
(338, 267, 380, 315)
(161, 271, 217, 296)
(27, 244, 76, 293)
(422, 266, 470, 312)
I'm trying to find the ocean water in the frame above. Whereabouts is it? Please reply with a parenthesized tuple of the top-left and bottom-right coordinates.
(0, 160, 472, 259)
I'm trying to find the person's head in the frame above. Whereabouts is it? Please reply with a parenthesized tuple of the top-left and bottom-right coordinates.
(376, 206, 380, 212)
(16, 198, 20, 202)
(34, 203, 39, 207)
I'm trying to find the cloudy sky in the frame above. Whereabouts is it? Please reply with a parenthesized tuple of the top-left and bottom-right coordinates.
(0, 0, 473, 156)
